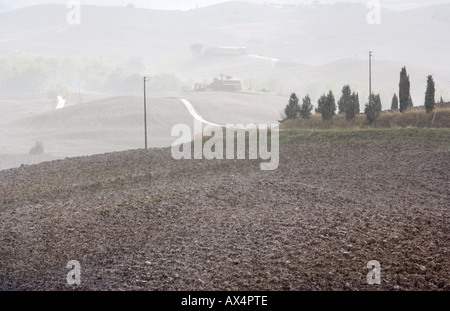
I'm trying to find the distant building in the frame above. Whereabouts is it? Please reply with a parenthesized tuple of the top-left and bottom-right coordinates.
(210, 74, 242, 92)
(194, 74, 242, 92)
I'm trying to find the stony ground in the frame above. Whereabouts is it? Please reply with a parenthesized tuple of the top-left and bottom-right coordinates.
(0, 128, 449, 291)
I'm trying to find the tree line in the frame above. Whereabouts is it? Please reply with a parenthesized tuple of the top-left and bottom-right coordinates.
(0, 54, 146, 99)
(283, 66, 442, 123)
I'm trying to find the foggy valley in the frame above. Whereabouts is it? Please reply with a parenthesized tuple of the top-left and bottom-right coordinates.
(1, 0, 449, 168)
(0, 0, 449, 295)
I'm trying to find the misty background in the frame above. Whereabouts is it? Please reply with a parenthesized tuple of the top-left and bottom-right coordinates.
(0, 0, 449, 169)
(1, 0, 450, 11)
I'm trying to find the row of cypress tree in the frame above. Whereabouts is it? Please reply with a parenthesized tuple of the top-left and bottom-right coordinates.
(284, 85, 361, 121)
(284, 66, 441, 123)
(393, 67, 440, 114)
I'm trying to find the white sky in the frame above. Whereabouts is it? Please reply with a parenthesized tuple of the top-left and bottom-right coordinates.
(1, 0, 450, 11)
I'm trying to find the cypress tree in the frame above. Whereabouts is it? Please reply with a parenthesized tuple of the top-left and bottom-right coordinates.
(346, 92, 360, 120)
(284, 93, 300, 119)
(365, 93, 382, 123)
(399, 66, 411, 112)
(300, 95, 313, 119)
(338, 85, 352, 114)
(316, 93, 326, 114)
(424, 75, 435, 113)
(391, 93, 399, 110)
(321, 90, 336, 121)
(375, 94, 382, 112)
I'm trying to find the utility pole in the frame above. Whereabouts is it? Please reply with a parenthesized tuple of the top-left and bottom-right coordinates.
(78, 82, 82, 105)
(143, 76, 148, 150)
(369, 51, 372, 102)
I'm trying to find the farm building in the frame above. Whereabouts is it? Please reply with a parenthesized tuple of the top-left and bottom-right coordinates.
(195, 74, 242, 92)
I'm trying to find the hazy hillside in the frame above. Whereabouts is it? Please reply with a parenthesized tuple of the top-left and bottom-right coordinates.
(1, 2, 449, 65)
(1, 1, 449, 169)
(0, 1, 449, 294)
(1, 1, 448, 101)
(1, 96, 194, 157)
(0, 92, 287, 170)
(1, 0, 450, 12)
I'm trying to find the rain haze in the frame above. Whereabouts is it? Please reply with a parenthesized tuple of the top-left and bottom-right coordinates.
(0, 0, 449, 294)
(1, 0, 449, 168)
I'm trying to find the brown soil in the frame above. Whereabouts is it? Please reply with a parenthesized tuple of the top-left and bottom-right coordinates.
(0, 128, 449, 291)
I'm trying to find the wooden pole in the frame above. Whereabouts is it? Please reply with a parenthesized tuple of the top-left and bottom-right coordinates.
(144, 76, 148, 150)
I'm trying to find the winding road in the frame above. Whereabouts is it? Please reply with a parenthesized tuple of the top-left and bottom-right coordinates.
(178, 98, 223, 127)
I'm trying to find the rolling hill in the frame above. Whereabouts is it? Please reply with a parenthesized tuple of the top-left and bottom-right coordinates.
(0, 92, 287, 170)
(0, 1, 449, 293)
(0, 128, 448, 290)
(1, 1, 450, 169)
(0, 2, 448, 101)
